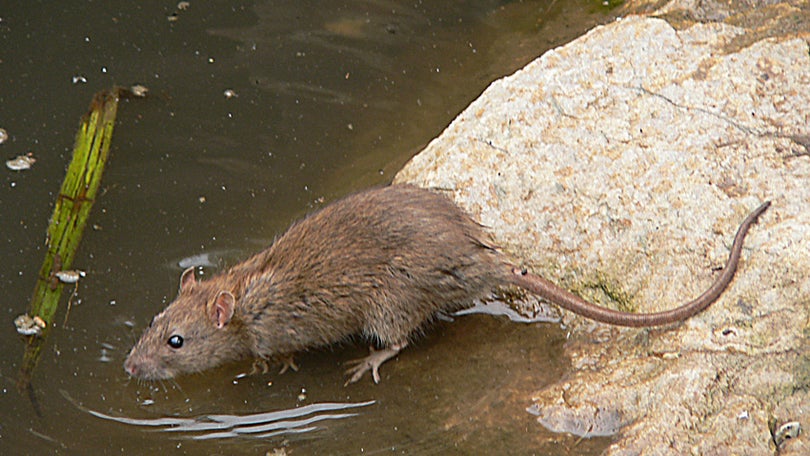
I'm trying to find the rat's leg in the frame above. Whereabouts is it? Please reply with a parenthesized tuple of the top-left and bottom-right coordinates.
(276, 354, 299, 374)
(250, 353, 298, 376)
(249, 358, 271, 375)
(344, 342, 407, 385)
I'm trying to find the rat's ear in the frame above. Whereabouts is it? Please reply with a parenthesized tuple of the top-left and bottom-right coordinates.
(210, 291, 235, 329)
(179, 267, 196, 293)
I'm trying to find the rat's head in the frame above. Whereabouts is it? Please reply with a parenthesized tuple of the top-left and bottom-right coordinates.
(124, 267, 249, 380)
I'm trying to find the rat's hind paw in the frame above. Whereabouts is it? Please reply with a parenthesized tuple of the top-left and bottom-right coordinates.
(343, 343, 406, 385)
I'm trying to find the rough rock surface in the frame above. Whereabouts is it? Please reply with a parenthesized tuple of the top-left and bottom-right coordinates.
(394, 11, 809, 456)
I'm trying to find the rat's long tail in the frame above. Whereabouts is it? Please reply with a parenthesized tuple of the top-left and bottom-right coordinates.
(508, 201, 771, 327)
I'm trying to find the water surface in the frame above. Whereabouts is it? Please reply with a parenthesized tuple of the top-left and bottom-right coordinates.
(0, 1, 616, 454)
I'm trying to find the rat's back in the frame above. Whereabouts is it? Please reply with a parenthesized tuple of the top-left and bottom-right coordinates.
(242, 185, 507, 353)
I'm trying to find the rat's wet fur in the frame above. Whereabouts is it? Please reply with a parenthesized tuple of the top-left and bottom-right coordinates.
(124, 185, 769, 383)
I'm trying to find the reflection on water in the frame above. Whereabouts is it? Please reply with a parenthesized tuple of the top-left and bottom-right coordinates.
(456, 292, 563, 324)
(0, 1, 616, 455)
(70, 392, 376, 441)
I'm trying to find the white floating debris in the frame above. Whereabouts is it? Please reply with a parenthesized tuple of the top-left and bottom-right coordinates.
(177, 1, 190, 10)
(6, 153, 36, 171)
(0, 128, 8, 144)
(14, 314, 46, 336)
(55, 270, 86, 284)
(223, 89, 238, 99)
(72, 75, 88, 84)
(129, 84, 149, 97)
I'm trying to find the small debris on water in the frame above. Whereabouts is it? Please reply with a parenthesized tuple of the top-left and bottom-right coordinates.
(177, 1, 190, 10)
(72, 75, 88, 84)
(129, 84, 149, 97)
(6, 152, 35, 171)
(223, 89, 238, 99)
(0, 128, 8, 144)
(178, 252, 217, 269)
(55, 270, 86, 284)
(14, 314, 46, 336)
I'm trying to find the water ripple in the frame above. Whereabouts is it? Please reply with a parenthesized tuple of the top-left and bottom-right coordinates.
(62, 390, 375, 441)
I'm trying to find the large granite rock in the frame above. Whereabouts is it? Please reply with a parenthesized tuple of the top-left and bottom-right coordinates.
(394, 12, 809, 455)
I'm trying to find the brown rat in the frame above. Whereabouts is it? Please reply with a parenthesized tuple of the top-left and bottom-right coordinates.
(124, 185, 770, 383)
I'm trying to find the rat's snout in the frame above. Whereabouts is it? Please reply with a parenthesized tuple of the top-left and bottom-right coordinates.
(123, 345, 154, 379)
(123, 353, 139, 378)
(122, 346, 173, 381)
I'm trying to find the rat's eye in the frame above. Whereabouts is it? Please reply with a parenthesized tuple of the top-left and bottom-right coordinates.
(167, 335, 184, 349)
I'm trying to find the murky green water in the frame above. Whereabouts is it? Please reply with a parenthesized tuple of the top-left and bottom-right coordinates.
(1, 1, 616, 454)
